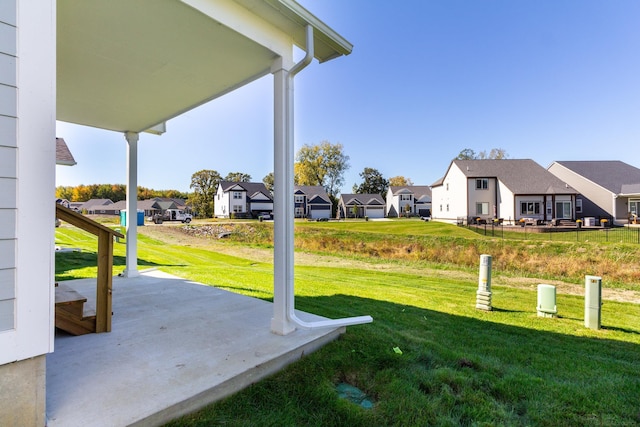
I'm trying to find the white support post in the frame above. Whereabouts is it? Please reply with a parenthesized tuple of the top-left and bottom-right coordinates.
(271, 59, 296, 335)
(269, 29, 372, 334)
(122, 131, 140, 278)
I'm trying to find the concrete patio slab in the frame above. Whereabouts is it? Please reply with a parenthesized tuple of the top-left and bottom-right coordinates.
(46, 270, 344, 427)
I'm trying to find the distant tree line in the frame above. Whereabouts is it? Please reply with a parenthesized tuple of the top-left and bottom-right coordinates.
(55, 184, 189, 203)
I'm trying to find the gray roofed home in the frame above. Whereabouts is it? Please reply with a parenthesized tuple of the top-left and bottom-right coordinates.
(386, 185, 432, 218)
(294, 186, 332, 219)
(78, 198, 117, 215)
(219, 181, 273, 201)
(338, 193, 385, 219)
(452, 159, 573, 195)
(215, 181, 273, 218)
(548, 160, 640, 224)
(432, 159, 577, 224)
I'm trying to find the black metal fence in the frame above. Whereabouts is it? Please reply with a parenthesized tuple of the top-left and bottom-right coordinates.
(464, 223, 640, 244)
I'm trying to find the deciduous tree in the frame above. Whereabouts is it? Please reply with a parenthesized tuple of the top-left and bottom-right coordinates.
(224, 172, 252, 182)
(478, 148, 509, 159)
(455, 148, 477, 160)
(456, 148, 509, 160)
(190, 169, 221, 218)
(388, 176, 414, 187)
(295, 141, 350, 198)
(262, 172, 274, 193)
(353, 167, 388, 196)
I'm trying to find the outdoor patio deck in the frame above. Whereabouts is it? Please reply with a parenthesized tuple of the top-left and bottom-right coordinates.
(46, 270, 344, 427)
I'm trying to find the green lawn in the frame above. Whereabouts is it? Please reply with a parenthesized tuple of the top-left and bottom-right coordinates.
(295, 217, 477, 237)
(54, 223, 640, 426)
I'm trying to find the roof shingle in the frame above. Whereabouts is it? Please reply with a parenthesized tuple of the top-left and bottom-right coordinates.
(554, 160, 640, 194)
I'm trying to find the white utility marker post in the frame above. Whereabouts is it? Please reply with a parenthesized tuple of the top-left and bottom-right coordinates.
(476, 254, 492, 310)
(584, 275, 602, 330)
(122, 131, 140, 278)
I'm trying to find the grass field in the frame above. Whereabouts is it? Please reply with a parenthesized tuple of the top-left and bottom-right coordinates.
(55, 219, 640, 426)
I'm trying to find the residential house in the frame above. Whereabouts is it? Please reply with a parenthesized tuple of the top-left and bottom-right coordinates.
(386, 186, 432, 218)
(431, 159, 577, 224)
(79, 198, 117, 215)
(548, 160, 640, 225)
(337, 193, 385, 219)
(68, 202, 83, 212)
(215, 181, 273, 218)
(111, 197, 189, 218)
(294, 186, 332, 219)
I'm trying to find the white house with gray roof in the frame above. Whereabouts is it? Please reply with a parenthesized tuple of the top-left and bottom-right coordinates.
(386, 186, 432, 218)
(215, 181, 273, 219)
(548, 160, 640, 225)
(432, 159, 577, 224)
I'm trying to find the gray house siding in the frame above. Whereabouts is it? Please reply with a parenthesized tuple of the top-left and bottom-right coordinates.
(0, 3, 17, 332)
(576, 195, 609, 219)
(548, 161, 640, 223)
(548, 163, 614, 217)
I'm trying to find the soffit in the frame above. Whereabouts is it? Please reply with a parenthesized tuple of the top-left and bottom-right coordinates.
(57, 0, 351, 134)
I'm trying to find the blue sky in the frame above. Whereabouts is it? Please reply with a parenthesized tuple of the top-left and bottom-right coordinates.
(56, 1, 640, 194)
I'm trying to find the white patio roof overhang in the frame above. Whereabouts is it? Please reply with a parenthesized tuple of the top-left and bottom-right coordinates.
(56, 0, 371, 334)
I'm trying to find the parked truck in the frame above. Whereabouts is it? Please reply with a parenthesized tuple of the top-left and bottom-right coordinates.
(153, 209, 192, 224)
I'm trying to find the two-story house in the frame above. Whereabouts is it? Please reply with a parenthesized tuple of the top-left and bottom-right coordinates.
(294, 186, 332, 219)
(431, 159, 577, 224)
(215, 181, 273, 219)
(386, 186, 432, 218)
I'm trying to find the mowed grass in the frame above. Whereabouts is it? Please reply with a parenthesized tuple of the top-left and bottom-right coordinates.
(54, 222, 640, 426)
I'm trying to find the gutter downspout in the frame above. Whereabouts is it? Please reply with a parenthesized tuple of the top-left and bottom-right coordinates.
(285, 25, 372, 330)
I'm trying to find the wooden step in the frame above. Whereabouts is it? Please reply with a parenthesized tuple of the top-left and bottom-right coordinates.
(55, 284, 97, 335)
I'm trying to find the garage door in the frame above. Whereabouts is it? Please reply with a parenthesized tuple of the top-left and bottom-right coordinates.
(366, 207, 384, 218)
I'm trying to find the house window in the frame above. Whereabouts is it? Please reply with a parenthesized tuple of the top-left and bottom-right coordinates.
(233, 205, 243, 213)
(476, 178, 489, 190)
(576, 199, 583, 214)
(400, 194, 412, 201)
(439, 204, 442, 212)
(520, 202, 541, 215)
(295, 207, 304, 217)
(446, 183, 449, 191)
(446, 204, 449, 212)
(233, 192, 242, 199)
(295, 195, 304, 204)
(476, 202, 489, 215)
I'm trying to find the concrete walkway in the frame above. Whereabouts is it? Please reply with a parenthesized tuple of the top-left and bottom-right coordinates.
(46, 270, 344, 427)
